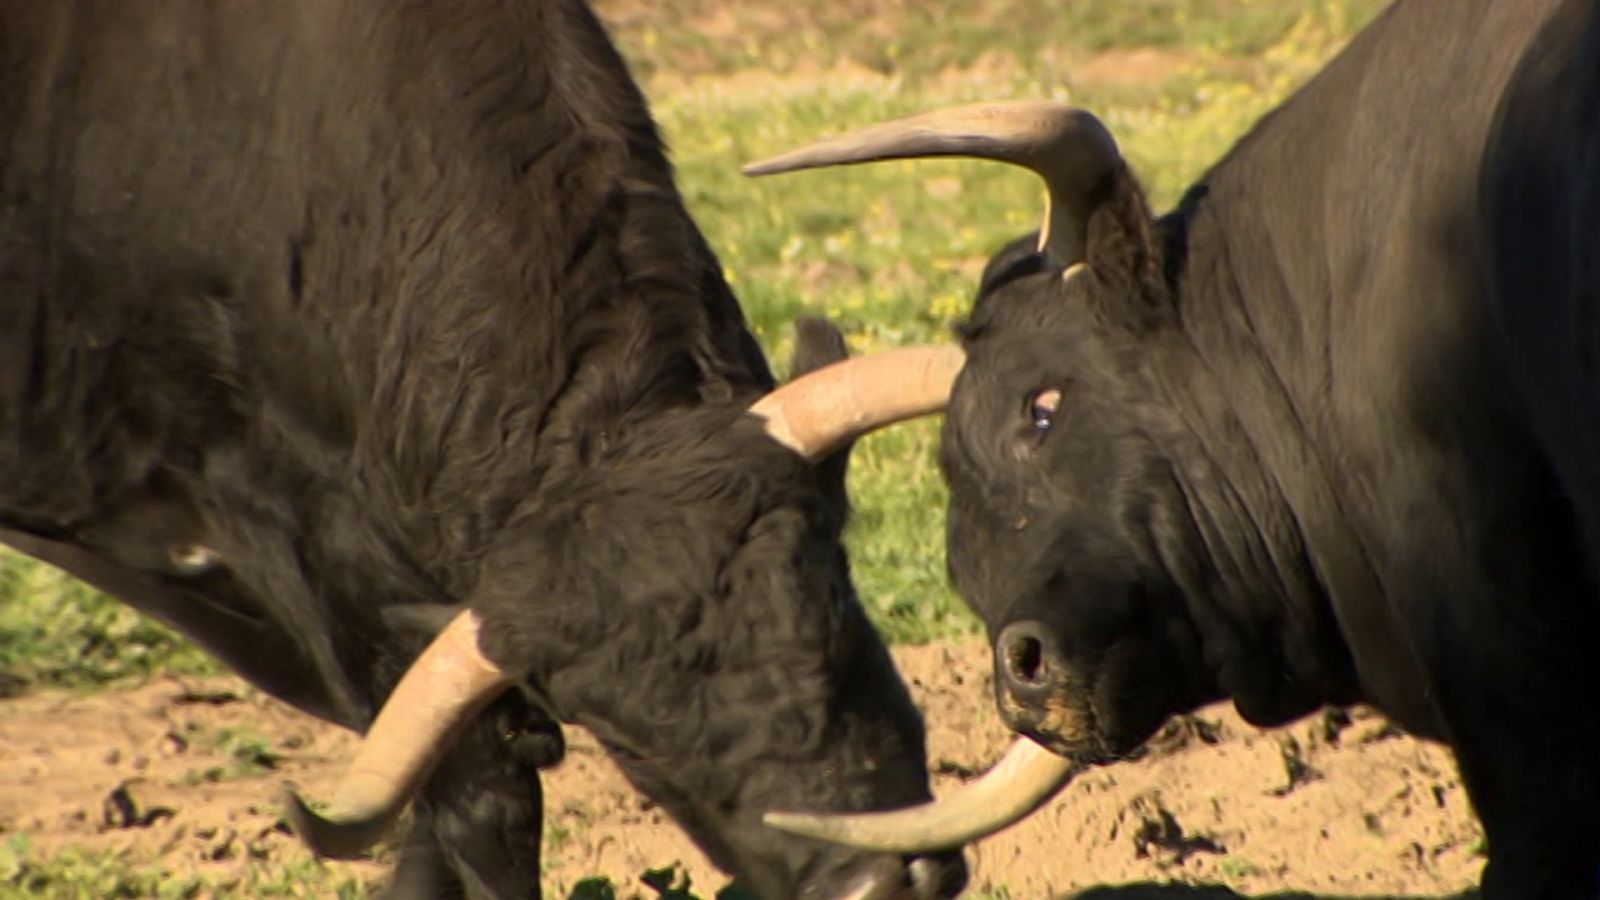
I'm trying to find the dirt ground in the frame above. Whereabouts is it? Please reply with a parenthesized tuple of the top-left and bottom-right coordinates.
(0, 640, 1483, 899)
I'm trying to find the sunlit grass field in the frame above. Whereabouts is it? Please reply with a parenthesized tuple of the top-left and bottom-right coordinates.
(0, 1, 1384, 895)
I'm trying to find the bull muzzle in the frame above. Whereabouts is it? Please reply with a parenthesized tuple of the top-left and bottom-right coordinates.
(994, 620, 1104, 757)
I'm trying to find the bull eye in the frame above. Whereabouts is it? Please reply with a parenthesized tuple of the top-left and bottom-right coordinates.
(1029, 387, 1062, 434)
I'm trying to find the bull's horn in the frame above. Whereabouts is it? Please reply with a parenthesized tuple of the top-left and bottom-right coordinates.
(282, 610, 511, 858)
(751, 344, 965, 460)
(743, 100, 1121, 267)
(763, 737, 1078, 852)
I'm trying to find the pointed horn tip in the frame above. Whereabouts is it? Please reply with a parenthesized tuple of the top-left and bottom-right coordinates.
(763, 809, 819, 830)
(762, 808, 960, 855)
(760, 738, 1078, 853)
(741, 158, 794, 177)
(278, 783, 393, 861)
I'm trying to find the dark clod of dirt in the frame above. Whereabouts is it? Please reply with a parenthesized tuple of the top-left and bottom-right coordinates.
(1431, 783, 1450, 808)
(170, 687, 243, 707)
(1269, 735, 1324, 797)
(935, 758, 979, 780)
(1117, 793, 1225, 865)
(1139, 715, 1225, 759)
(158, 729, 190, 756)
(0, 673, 28, 700)
(101, 781, 176, 830)
(205, 829, 239, 862)
(1319, 708, 1353, 745)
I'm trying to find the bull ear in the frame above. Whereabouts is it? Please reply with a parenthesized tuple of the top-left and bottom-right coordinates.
(787, 317, 854, 496)
(789, 315, 851, 379)
(1078, 163, 1168, 330)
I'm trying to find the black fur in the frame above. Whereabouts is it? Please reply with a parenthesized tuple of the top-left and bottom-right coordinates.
(939, 1, 1600, 897)
(0, 2, 964, 898)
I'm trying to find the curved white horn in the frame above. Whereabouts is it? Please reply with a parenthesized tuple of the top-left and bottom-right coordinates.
(751, 344, 965, 460)
(282, 610, 511, 858)
(744, 100, 1122, 267)
(764, 737, 1078, 852)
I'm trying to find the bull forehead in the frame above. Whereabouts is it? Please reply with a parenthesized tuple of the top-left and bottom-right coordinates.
(956, 285, 1116, 410)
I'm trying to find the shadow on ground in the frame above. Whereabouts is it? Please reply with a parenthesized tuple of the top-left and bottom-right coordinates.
(1061, 886, 1479, 900)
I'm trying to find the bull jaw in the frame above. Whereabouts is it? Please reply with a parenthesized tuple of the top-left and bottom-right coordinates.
(819, 852, 960, 900)
(828, 861, 911, 900)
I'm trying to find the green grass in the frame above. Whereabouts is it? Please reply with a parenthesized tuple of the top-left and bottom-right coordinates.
(0, 842, 747, 900)
(0, 550, 216, 691)
(0, 836, 377, 900)
(1218, 854, 1264, 881)
(0, 1, 1384, 894)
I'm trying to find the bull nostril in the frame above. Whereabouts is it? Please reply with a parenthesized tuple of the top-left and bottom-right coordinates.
(1004, 635, 1047, 686)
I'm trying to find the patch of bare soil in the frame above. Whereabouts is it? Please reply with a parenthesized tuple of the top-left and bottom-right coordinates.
(590, 0, 1220, 101)
(1071, 48, 1190, 88)
(0, 642, 1483, 898)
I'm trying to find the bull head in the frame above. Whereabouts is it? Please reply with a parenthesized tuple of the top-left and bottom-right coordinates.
(729, 100, 1146, 851)
(281, 345, 966, 859)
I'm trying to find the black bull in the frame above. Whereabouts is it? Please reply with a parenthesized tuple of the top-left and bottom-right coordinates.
(745, 0, 1600, 897)
(0, 3, 970, 899)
